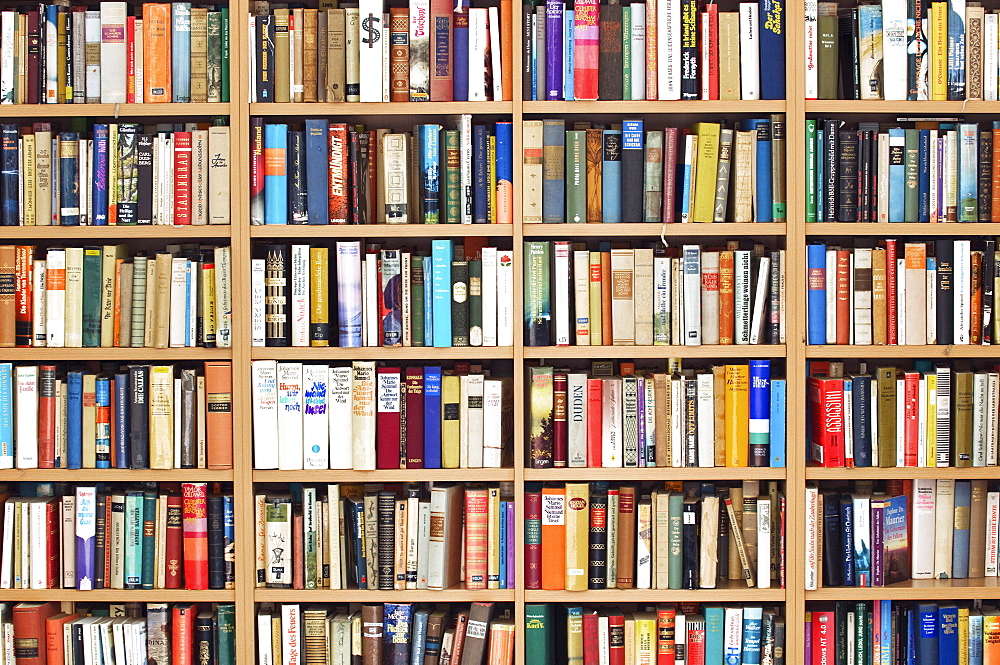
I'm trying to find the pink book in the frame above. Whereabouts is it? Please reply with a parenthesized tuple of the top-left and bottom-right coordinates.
(573, 0, 599, 100)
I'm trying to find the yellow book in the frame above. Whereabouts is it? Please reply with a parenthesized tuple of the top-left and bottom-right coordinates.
(57, 10, 67, 101)
(713, 365, 726, 467)
(310, 247, 329, 347)
(634, 612, 657, 665)
(273, 9, 291, 103)
(692, 122, 721, 223)
(487, 486, 501, 589)
(149, 365, 175, 469)
(201, 261, 217, 347)
(22, 134, 35, 226)
(931, 3, 948, 100)
(588, 251, 603, 345)
(82, 373, 97, 468)
(926, 373, 937, 466)
(623, 613, 636, 665)
(566, 608, 584, 664)
(724, 364, 750, 466)
(959, 606, 970, 665)
(564, 482, 589, 591)
(101, 244, 127, 347)
(441, 373, 461, 468)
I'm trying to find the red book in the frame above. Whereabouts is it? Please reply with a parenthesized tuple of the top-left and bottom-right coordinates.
(171, 604, 197, 665)
(126, 16, 136, 103)
(181, 482, 209, 590)
(368, 130, 378, 220)
(37, 365, 56, 469)
(250, 118, 265, 224)
(165, 495, 184, 589)
(885, 239, 898, 345)
(686, 622, 706, 665)
(12, 602, 60, 665)
(464, 487, 489, 590)
(835, 249, 851, 344)
(26, 12, 42, 104)
(404, 368, 425, 468)
(808, 376, 845, 468)
(45, 613, 78, 665)
(328, 123, 349, 224)
(607, 612, 626, 665)
(586, 378, 603, 467)
(524, 488, 542, 589)
(811, 611, 835, 665)
(15, 246, 32, 347)
(582, 611, 600, 665)
(553, 372, 568, 468)
(428, 0, 453, 101)
(375, 367, 402, 469)
(903, 371, 920, 466)
(656, 606, 676, 665)
(293, 512, 304, 589)
(701, 5, 719, 100)
(45, 500, 59, 588)
(572, 0, 599, 100)
(661, 128, 679, 222)
(173, 132, 193, 224)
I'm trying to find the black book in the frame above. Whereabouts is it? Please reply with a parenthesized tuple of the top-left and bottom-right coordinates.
(851, 374, 873, 467)
(451, 260, 470, 347)
(1, 125, 20, 226)
(717, 489, 730, 579)
(620, 121, 644, 222)
(837, 8, 859, 99)
(836, 129, 859, 222)
(377, 491, 396, 589)
(256, 16, 275, 102)
(821, 491, 843, 586)
(93, 492, 107, 589)
(588, 481, 608, 589)
(834, 601, 849, 665)
(681, 497, 699, 589)
(358, 131, 371, 225)
(979, 130, 993, 221)
(195, 612, 215, 665)
(208, 495, 226, 590)
(261, 243, 289, 346)
(597, 4, 623, 101)
(680, 0, 699, 99)
(857, 129, 871, 223)
(822, 119, 840, 221)
(128, 365, 150, 469)
(683, 377, 698, 466)
(522, 3, 533, 101)
(936, 239, 955, 345)
(72, 622, 87, 665)
(288, 130, 307, 223)
(979, 239, 995, 344)
(136, 134, 154, 224)
(773, 617, 786, 665)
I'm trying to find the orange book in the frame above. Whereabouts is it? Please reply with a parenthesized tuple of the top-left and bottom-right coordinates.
(464, 487, 490, 590)
(142, 4, 172, 102)
(45, 613, 79, 665)
(204, 361, 234, 469)
(718, 250, 735, 344)
(540, 485, 566, 590)
(983, 609, 1000, 663)
(388, 8, 410, 102)
(600, 251, 612, 344)
(993, 128, 1000, 222)
(13, 602, 61, 665)
(112, 258, 123, 347)
(171, 604, 197, 665)
(500, 0, 513, 101)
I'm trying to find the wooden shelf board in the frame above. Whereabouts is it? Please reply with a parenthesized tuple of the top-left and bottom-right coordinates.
(524, 586, 785, 602)
(0, 468, 234, 481)
(250, 225, 513, 238)
(807, 466, 993, 480)
(0, 103, 231, 117)
(805, 222, 1000, 235)
(523, 100, 787, 114)
(250, 102, 513, 116)
(0, 225, 232, 239)
(0, 589, 237, 601)
(523, 467, 785, 481)
(0, 348, 233, 361)
(806, 100, 1000, 113)
(523, 345, 787, 359)
(523, 223, 786, 237)
(254, 586, 515, 601)
(254, 468, 515, 483)
(805, 345, 1000, 358)
(252, 346, 515, 360)
(807, 578, 1000, 600)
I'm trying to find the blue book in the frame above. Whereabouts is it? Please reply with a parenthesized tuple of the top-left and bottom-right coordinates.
(840, 494, 855, 585)
(880, 600, 892, 665)
(769, 378, 785, 467)
(704, 606, 725, 665)
(473, 124, 489, 223)
(970, 612, 984, 665)
(263, 124, 288, 224)
(946, 3, 965, 100)
(807, 243, 827, 344)
(531, 14, 538, 100)
(563, 10, 574, 100)
(952, 481, 972, 578)
(141, 491, 157, 589)
(758, 0, 785, 99)
(545, 0, 563, 99)
(423, 367, 443, 468)
(172, 3, 192, 102)
(748, 360, 771, 466)
(741, 606, 763, 665)
(959, 124, 979, 222)
(918, 129, 931, 223)
(95, 376, 111, 469)
(601, 129, 622, 222)
(938, 604, 959, 665)
(453, 12, 469, 101)
(542, 120, 565, 223)
(742, 119, 773, 222)
(223, 495, 235, 582)
(409, 608, 430, 665)
(304, 119, 329, 225)
(916, 604, 939, 665)
(0, 125, 17, 226)
(383, 604, 413, 665)
(851, 374, 873, 467)
(419, 125, 441, 223)
(66, 371, 84, 470)
(888, 128, 905, 222)
(430, 240, 453, 347)
(0, 364, 11, 467)
(59, 132, 80, 226)
(75, 487, 97, 589)
(91, 125, 110, 225)
(495, 122, 513, 212)
(422, 256, 434, 346)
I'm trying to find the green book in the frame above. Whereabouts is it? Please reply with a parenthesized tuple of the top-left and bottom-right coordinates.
(82, 246, 103, 347)
(805, 119, 817, 223)
(565, 130, 586, 223)
(468, 259, 483, 346)
(644, 131, 664, 223)
(141, 491, 156, 589)
(411, 255, 425, 347)
(220, 8, 230, 103)
(854, 602, 868, 662)
(621, 6, 631, 100)
(525, 603, 553, 665)
(217, 604, 236, 665)
(523, 241, 551, 346)
(903, 128, 919, 223)
(124, 491, 143, 589)
(444, 129, 461, 223)
(304, 486, 318, 589)
(207, 12, 223, 102)
(668, 492, 683, 590)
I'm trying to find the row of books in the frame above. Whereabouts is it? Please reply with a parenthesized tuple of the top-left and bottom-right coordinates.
(251, 361, 512, 471)
(256, 602, 513, 665)
(524, 242, 785, 348)
(526, 481, 785, 591)
(251, 118, 512, 226)
(248, 2, 512, 103)
(808, 360, 1000, 469)
(524, 117, 787, 224)
(525, 603, 786, 665)
(0, 362, 233, 471)
(806, 601, 1000, 665)
(805, 120, 999, 224)
(4, 245, 233, 349)
(0, 3, 231, 105)
(527, 362, 786, 469)
(806, 240, 999, 346)
(805, 1, 994, 101)
(10, 601, 235, 665)
(0, 122, 232, 227)
(258, 483, 514, 591)
(523, 0, 784, 101)
(808, 479, 1000, 593)
(0, 482, 232, 591)
(253, 241, 514, 349)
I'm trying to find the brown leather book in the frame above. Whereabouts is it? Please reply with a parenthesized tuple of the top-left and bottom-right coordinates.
(713, 365, 727, 467)
(871, 247, 888, 345)
(971, 250, 984, 344)
(718, 250, 735, 344)
(615, 485, 637, 588)
(0, 245, 15, 348)
(292, 511, 304, 589)
(423, 609, 449, 665)
(954, 371, 974, 468)
(460, 602, 496, 665)
(361, 604, 384, 665)
(302, 9, 318, 102)
(600, 251, 612, 345)
(189, 8, 208, 102)
(388, 8, 409, 101)
(12, 602, 61, 665)
(585, 128, 603, 223)
(327, 9, 346, 102)
(205, 361, 233, 469)
(316, 11, 328, 102)
(992, 128, 1000, 222)
(449, 613, 470, 665)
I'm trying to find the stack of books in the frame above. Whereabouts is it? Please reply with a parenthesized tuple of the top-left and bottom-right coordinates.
(253, 240, 514, 349)
(257, 483, 515, 591)
(7, 601, 235, 665)
(0, 3, 231, 105)
(528, 361, 786, 469)
(524, 241, 786, 347)
(526, 480, 785, 591)
(0, 122, 231, 227)
(526, 603, 786, 665)
(805, 0, 996, 101)
(806, 601, 1000, 665)
(256, 602, 514, 665)
(0, 361, 233, 470)
(808, 239, 999, 346)
(808, 360, 1000, 468)
(523, 0, 784, 101)
(248, 2, 512, 103)
(524, 117, 787, 224)
(0, 481, 233, 591)
(251, 118, 512, 225)
(1, 244, 233, 349)
(252, 361, 512, 471)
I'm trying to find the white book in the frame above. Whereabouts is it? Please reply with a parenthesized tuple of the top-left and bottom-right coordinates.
(257, 613, 273, 665)
(468, 8, 489, 100)
(416, 500, 431, 588)
(75, 486, 97, 590)
(630, 4, 646, 100)
(15, 367, 38, 468)
(452, 113, 473, 223)
(109, 494, 124, 589)
(168, 258, 188, 347)
(482, 247, 498, 346)
(803, 484, 818, 590)
(926, 258, 937, 343)
(916, 377, 927, 466)
(804, 0, 818, 98)
(825, 249, 837, 344)
(325, 485, 342, 589)
(989, 373, 999, 466)
(987, 14, 999, 101)
(698, 495, 719, 587)
(554, 242, 571, 346)
(276, 362, 304, 470)
(99, 2, 128, 103)
(405, 488, 419, 589)
(881, 0, 907, 99)
(290, 245, 309, 346)
(955, 239, 972, 343)
(974, 373, 989, 466)
(738, 3, 760, 100)
(636, 498, 652, 588)
(459, 375, 471, 468)
(251, 258, 266, 346)
(735, 250, 753, 344)
(911, 479, 936, 578)
(696, 373, 714, 467)
(598, 616, 611, 665)
(749, 256, 771, 345)
(682, 245, 701, 344)
(64, 247, 83, 347)
(657, 0, 681, 99)
(756, 497, 771, 589)
(602, 378, 623, 467)
(364, 255, 379, 347)
(986, 491, 1000, 576)
(670, 376, 683, 467)
(488, 6, 503, 100)
(466, 374, 485, 467)
(45, 10, 58, 102)
(28, 500, 47, 589)
(186, 262, 197, 346)
(933, 479, 955, 579)
(896, 377, 905, 466)
(302, 364, 330, 470)
(281, 605, 301, 665)
(567, 373, 588, 467)
(723, 608, 743, 664)
(483, 378, 510, 468)
(357, 0, 385, 101)
(327, 367, 354, 469)
(32, 261, 46, 347)
(654, 256, 670, 343)
(351, 361, 376, 470)
(61, 495, 75, 588)
(497, 251, 514, 346)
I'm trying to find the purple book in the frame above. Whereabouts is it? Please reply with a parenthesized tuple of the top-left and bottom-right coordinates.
(75, 486, 97, 590)
(506, 502, 515, 587)
(545, 0, 563, 100)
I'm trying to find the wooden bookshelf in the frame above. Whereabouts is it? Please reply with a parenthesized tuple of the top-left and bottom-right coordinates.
(522, 222, 787, 237)
(251, 346, 517, 360)
(0, 102, 232, 117)
(250, 224, 515, 238)
(0, 225, 234, 239)
(522, 344, 787, 359)
(254, 586, 516, 602)
(805, 578, 1000, 601)
(804, 345, 1000, 358)
(804, 222, 1000, 236)
(0, 348, 233, 361)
